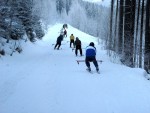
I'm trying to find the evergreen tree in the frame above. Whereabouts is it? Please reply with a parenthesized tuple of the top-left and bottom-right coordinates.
(108, 0, 114, 53)
(56, 0, 64, 14)
(120, 0, 135, 67)
(139, 0, 145, 67)
(65, 0, 72, 15)
(118, 0, 124, 54)
(134, 0, 141, 67)
(0, 0, 44, 56)
(144, 0, 150, 73)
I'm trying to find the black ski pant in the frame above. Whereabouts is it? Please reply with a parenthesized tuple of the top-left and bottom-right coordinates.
(70, 40, 75, 48)
(85, 56, 98, 68)
(54, 42, 61, 49)
(75, 45, 82, 56)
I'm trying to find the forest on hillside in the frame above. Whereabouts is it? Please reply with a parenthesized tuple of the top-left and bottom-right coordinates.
(0, 0, 150, 74)
(108, 0, 150, 74)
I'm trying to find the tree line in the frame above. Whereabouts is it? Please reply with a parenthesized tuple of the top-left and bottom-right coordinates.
(107, 0, 150, 74)
(34, 0, 110, 38)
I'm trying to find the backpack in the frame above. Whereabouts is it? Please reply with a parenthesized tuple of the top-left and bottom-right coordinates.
(64, 30, 67, 35)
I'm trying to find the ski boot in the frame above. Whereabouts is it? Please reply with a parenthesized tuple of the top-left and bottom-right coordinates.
(96, 67, 100, 74)
(86, 67, 91, 72)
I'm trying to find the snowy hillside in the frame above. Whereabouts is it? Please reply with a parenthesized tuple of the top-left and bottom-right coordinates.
(0, 23, 150, 113)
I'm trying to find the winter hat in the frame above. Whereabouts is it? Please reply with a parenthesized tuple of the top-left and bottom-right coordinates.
(89, 42, 94, 47)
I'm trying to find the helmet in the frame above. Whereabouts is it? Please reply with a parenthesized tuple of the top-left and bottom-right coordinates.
(89, 42, 94, 47)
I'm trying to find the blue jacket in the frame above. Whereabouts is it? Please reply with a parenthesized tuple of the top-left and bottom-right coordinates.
(85, 46, 96, 57)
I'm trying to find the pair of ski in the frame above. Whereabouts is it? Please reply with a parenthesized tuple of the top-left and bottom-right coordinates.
(86, 69, 100, 74)
(76, 60, 102, 74)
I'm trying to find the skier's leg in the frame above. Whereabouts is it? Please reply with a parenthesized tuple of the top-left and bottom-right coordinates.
(73, 41, 75, 48)
(75, 48, 78, 56)
(93, 58, 99, 71)
(57, 43, 61, 49)
(70, 41, 71, 48)
(85, 57, 91, 71)
(54, 43, 58, 49)
(79, 46, 82, 56)
(70, 40, 73, 48)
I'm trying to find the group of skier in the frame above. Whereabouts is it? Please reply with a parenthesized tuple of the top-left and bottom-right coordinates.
(54, 25, 99, 73)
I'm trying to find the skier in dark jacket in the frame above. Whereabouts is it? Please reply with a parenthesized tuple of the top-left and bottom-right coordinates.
(54, 35, 63, 50)
(74, 37, 82, 56)
(85, 42, 99, 72)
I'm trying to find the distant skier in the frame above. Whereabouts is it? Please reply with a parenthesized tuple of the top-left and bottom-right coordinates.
(54, 35, 63, 50)
(70, 34, 75, 48)
(74, 37, 82, 56)
(60, 24, 67, 38)
(85, 42, 99, 72)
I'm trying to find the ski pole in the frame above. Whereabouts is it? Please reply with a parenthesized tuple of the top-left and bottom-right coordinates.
(76, 60, 103, 65)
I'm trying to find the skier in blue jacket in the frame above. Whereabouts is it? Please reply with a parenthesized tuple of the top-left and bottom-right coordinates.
(85, 42, 99, 72)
